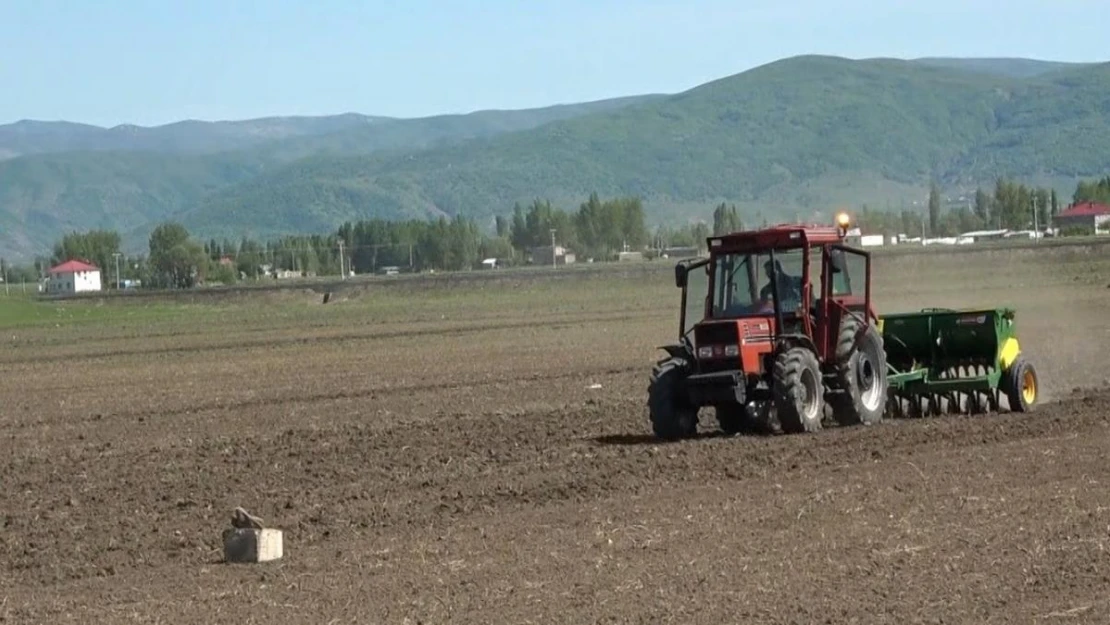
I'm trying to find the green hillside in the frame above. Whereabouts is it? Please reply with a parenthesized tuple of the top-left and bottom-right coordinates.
(0, 150, 275, 256)
(4, 54, 1110, 259)
(0, 95, 661, 161)
(254, 95, 666, 161)
(179, 55, 1110, 241)
(951, 62, 1110, 180)
(0, 96, 659, 258)
(907, 57, 1093, 78)
(0, 114, 387, 158)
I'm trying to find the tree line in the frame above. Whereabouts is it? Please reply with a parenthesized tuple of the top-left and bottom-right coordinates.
(2, 193, 668, 288)
(874, 177, 1063, 239)
(2, 176, 1105, 289)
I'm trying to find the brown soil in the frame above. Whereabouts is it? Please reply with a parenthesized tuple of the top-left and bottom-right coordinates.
(2, 245, 1110, 624)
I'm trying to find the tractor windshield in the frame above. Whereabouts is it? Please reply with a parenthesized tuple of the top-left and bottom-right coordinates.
(709, 249, 806, 318)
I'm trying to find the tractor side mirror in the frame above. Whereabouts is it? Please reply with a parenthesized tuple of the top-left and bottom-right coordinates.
(829, 249, 846, 274)
(674, 263, 688, 288)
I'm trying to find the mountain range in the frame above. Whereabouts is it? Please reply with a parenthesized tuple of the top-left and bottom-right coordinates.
(0, 55, 1105, 261)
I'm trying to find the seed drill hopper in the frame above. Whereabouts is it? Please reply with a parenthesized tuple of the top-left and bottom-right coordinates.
(648, 213, 1039, 439)
(881, 306, 1037, 417)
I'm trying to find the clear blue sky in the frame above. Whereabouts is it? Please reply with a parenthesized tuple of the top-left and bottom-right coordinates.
(2, 0, 1106, 127)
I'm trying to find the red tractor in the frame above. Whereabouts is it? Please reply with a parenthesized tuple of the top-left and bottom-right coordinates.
(649, 213, 889, 438)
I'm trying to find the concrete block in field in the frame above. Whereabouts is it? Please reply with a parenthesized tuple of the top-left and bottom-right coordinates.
(223, 528, 284, 563)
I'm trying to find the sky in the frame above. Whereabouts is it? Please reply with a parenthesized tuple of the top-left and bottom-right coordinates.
(1, 0, 1107, 127)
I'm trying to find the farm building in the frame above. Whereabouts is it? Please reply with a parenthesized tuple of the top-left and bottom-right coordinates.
(1053, 201, 1110, 234)
(531, 245, 576, 266)
(956, 229, 1010, 244)
(660, 246, 701, 258)
(46, 260, 102, 294)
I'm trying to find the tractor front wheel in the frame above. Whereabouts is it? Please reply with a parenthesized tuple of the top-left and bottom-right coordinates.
(1003, 355, 1038, 412)
(772, 347, 824, 434)
(830, 315, 888, 427)
(648, 357, 699, 440)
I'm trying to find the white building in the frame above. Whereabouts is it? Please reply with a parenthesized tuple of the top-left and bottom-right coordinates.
(530, 245, 576, 266)
(47, 260, 102, 294)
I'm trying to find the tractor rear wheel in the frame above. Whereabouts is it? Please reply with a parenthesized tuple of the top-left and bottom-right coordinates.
(1002, 355, 1038, 412)
(829, 315, 888, 427)
(648, 357, 698, 440)
(772, 347, 824, 433)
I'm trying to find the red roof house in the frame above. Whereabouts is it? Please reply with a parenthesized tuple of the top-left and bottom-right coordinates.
(1056, 201, 1110, 218)
(47, 259, 100, 274)
(1053, 201, 1110, 234)
(45, 259, 102, 294)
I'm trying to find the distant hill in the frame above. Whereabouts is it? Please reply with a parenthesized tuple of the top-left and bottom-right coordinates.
(0, 95, 660, 258)
(0, 114, 389, 159)
(176, 55, 1110, 242)
(3, 54, 1110, 260)
(254, 95, 667, 162)
(0, 95, 662, 161)
(907, 57, 1094, 78)
(0, 150, 274, 256)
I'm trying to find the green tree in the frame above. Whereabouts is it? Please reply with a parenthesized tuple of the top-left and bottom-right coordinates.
(712, 203, 742, 235)
(1033, 188, 1050, 228)
(691, 222, 710, 251)
(2, 261, 40, 285)
(149, 222, 206, 288)
(479, 235, 514, 264)
(51, 229, 122, 280)
(973, 187, 991, 225)
(927, 182, 941, 235)
(1073, 176, 1110, 204)
(509, 198, 576, 253)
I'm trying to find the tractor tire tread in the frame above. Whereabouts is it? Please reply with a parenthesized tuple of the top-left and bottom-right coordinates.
(772, 347, 823, 434)
(829, 314, 887, 427)
(648, 357, 698, 440)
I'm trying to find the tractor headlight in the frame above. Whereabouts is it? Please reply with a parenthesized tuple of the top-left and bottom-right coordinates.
(696, 344, 739, 359)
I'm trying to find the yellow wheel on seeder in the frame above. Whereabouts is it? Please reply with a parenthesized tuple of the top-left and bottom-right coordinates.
(1004, 355, 1038, 412)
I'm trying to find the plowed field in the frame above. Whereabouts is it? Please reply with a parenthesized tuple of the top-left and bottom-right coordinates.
(2, 242, 1110, 624)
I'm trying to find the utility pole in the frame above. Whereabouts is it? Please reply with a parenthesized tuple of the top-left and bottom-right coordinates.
(1032, 196, 1040, 243)
(113, 252, 122, 290)
(549, 229, 557, 269)
(337, 239, 346, 279)
(1, 258, 7, 296)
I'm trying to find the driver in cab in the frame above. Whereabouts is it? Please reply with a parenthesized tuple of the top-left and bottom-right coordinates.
(758, 259, 801, 311)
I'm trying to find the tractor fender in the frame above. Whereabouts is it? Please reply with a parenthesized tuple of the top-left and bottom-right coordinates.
(774, 333, 818, 356)
(657, 343, 693, 361)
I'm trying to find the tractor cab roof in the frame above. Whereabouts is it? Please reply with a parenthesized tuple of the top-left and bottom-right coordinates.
(708, 222, 848, 255)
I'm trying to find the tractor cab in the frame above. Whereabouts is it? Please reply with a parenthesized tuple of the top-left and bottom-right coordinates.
(673, 213, 873, 373)
(653, 213, 887, 438)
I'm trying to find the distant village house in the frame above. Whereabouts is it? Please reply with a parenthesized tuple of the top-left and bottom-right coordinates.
(1053, 201, 1110, 234)
(47, 260, 102, 295)
(531, 245, 575, 266)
